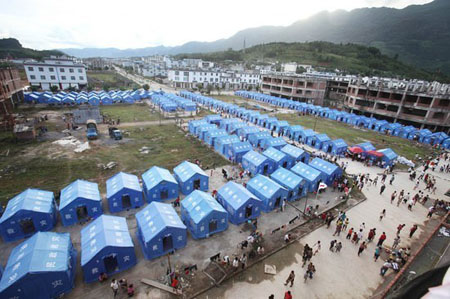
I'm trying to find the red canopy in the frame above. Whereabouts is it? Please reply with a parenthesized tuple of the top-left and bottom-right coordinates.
(367, 150, 384, 157)
(348, 146, 363, 154)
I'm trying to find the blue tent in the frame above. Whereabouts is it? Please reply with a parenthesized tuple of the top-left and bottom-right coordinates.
(356, 142, 376, 158)
(270, 168, 307, 201)
(219, 118, 239, 131)
(195, 124, 216, 139)
(229, 122, 247, 134)
(59, 180, 103, 226)
(0, 189, 56, 242)
(228, 141, 253, 163)
(398, 126, 417, 139)
(417, 129, 432, 143)
(0, 232, 77, 299)
(81, 215, 136, 283)
(205, 114, 222, 125)
(248, 131, 271, 148)
(205, 129, 228, 146)
(309, 158, 342, 185)
(173, 161, 209, 195)
(246, 175, 288, 212)
(188, 120, 207, 135)
(142, 166, 179, 202)
(286, 125, 304, 141)
(312, 134, 331, 150)
(291, 162, 323, 192)
(302, 129, 317, 145)
(242, 150, 276, 176)
(216, 182, 262, 225)
(256, 114, 269, 127)
(377, 148, 398, 167)
(214, 135, 240, 157)
(106, 172, 143, 213)
(136, 202, 187, 260)
(280, 144, 310, 164)
(326, 139, 348, 155)
(180, 190, 228, 239)
(442, 138, 450, 149)
(426, 132, 448, 145)
(261, 137, 287, 150)
(262, 147, 294, 169)
(237, 126, 259, 140)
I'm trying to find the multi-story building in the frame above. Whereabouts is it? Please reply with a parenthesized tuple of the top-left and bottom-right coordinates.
(167, 69, 260, 90)
(24, 58, 87, 91)
(344, 78, 450, 132)
(82, 57, 112, 70)
(261, 73, 327, 105)
(0, 65, 23, 129)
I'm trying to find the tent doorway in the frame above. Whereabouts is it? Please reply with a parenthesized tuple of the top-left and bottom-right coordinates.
(160, 189, 169, 200)
(327, 145, 332, 153)
(263, 165, 269, 175)
(288, 191, 293, 199)
(162, 235, 173, 252)
(282, 161, 288, 168)
(209, 219, 218, 233)
(193, 179, 201, 190)
(299, 187, 303, 197)
(122, 194, 131, 209)
(311, 139, 316, 146)
(20, 218, 36, 235)
(301, 157, 306, 163)
(274, 197, 281, 208)
(245, 205, 253, 218)
(76, 205, 88, 221)
(103, 254, 118, 274)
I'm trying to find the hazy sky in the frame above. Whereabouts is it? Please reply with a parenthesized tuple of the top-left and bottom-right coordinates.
(0, 0, 432, 50)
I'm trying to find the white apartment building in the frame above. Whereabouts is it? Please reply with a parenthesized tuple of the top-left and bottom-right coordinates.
(24, 58, 87, 90)
(167, 69, 261, 90)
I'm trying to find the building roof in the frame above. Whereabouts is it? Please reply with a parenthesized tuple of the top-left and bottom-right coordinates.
(247, 175, 285, 199)
(0, 189, 54, 224)
(173, 161, 207, 183)
(106, 172, 142, 198)
(217, 182, 260, 210)
(81, 215, 132, 266)
(263, 147, 287, 163)
(136, 202, 186, 242)
(0, 232, 71, 292)
(270, 168, 304, 190)
(59, 180, 101, 210)
(309, 158, 339, 176)
(181, 190, 226, 224)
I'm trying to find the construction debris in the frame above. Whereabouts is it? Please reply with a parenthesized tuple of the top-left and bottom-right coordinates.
(52, 136, 90, 153)
(139, 146, 150, 154)
(264, 264, 277, 275)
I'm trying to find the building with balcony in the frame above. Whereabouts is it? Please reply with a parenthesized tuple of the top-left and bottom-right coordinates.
(260, 73, 327, 105)
(343, 78, 450, 132)
(24, 58, 87, 91)
(1, 65, 23, 129)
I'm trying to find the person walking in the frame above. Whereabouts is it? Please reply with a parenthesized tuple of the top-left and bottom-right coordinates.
(342, 218, 349, 231)
(367, 228, 376, 243)
(240, 254, 247, 269)
(392, 236, 401, 249)
(379, 209, 386, 221)
(313, 241, 321, 255)
(346, 227, 353, 240)
(390, 191, 397, 204)
(409, 225, 418, 238)
(335, 242, 343, 253)
(333, 222, 342, 236)
(232, 257, 239, 270)
(356, 229, 364, 244)
(358, 242, 367, 256)
(111, 279, 119, 297)
(427, 206, 435, 218)
(380, 183, 386, 195)
(329, 239, 337, 252)
(377, 232, 387, 247)
(389, 174, 395, 185)
(284, 291, 293, 299)
(374, 246, 381, 262)
(284, 270, 295, 287)
(396, 224, 406, 236)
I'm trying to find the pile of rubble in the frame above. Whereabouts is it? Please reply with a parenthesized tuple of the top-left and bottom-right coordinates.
(52, 136, 90, 153)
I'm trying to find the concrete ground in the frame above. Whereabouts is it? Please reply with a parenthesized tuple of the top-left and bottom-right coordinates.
(199, 158, 450, 299)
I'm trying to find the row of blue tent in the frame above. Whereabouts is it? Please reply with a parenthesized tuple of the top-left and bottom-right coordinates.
(235, 90, 450, 149)
(150, 91, 197, 112)
(23, 89, 152, 106)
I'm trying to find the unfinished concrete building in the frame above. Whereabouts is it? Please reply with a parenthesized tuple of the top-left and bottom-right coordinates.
(1, 66, 24, 130)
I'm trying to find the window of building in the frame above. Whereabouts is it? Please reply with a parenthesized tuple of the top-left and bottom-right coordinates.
(28, 67, 34, 71)
(50, 75, 56, 80)
(60, 68, 65, 72)
(78, 69, 82, 73)
(175, 71, 179, 75)
(61, 76, 66, 80)
(71, 76, 76, 80)
(30, 75, 36, 79)
(49, 67, 54, 72)
(40, 75, 46, 80)
(79, 76, 84, 80)
(38, 67, 44, 72)
(69, 68, 74, 73)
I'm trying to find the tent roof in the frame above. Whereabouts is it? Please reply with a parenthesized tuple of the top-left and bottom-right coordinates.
(315, 134, 331, 142)
(173, 161, 207, 183)
(377, 148, 398, 160)
(247, 175, 285, 198)
(231, 141, 253, 153)
(263, 137, 287, 147)
(181, 190, 226, 224)
(310, 158, 339, 176)
(142, 166, 177, 191)
(136, 202, 186, 242)
(216, 135, 240, 145)
(106, 172, 142, 198)
(0, 189, 54, 224)
(0, 232, 71, 292)
(332, 139, 348, 148)
(243, 150, 268, 167)
(59, 180, 101, 210)
(217, 182, 260, 210)
(356, 142, 376, 151)
(81, 215, 133, 266)
(270, 168, 303, 190)
(263, 147, 287, 163)
(280, 144, 306, 159)
(291, 162, 322, 182)
(303, 129, 316, 137)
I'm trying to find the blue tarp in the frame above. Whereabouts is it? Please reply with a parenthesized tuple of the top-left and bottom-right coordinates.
(142, 166, 179, 202)
(228, 141, 253, 163)
(106, 172, 143, 213)
(0, 189, 56, 242)
(262, 147, 294, 169)
(291, 162, 323, 192)
(81, 215, 136, 283)
(309, 158, 342, 185)
(180, 190, 228, 239)
(0, 232, 77, 299)
(280, 144, 310, 164)
(242, 150, 276, 176)
(270, 168, 307, 201)
(59, 180, 103, 226)
(216, 182, 262, 225)
(173, 161, 209, 195)
(246, 175, 288, 212)
(136, 202, 187, 260)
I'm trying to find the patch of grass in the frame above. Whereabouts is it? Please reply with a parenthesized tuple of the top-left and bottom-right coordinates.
(87, 71, 139, 90)
(276, 113, 437, 161)
(100, 103, 160, 123)
(0, 124, 229, 203)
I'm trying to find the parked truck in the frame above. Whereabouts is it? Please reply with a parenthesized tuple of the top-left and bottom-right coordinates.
(108, 127, 122, 140)
(86, 119, 98, 140)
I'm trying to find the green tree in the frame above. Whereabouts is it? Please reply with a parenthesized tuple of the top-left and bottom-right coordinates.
(206, 84, 213, 95)
(50, 85, 58, 93)
(143, 83, 150, 91)
(296, 66, 306, 74)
